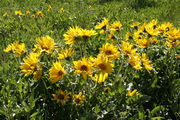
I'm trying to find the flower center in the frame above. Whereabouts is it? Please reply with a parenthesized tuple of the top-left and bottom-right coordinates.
(58, 71, 64, 76)
(98, 63, 106, 70)
(80, 65, 88, 71)
(105, 50, 112, 55)
(58, 94, 65, 100)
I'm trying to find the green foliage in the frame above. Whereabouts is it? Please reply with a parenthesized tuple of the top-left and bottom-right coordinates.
(0, 0, 179, 120)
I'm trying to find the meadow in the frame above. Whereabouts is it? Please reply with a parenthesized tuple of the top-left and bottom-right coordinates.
(0, 0, 179, 119)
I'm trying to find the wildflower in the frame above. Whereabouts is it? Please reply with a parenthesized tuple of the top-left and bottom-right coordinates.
(49, 62, 66, 84)
(31, 14, 36, 18)
(73, 57, 93, 80)
(145, 26, 159, 36)
(110, 21, 122, 31)
(63, 26, 82, 45)
(79, 29, 97, 40)
(3, 12, 8, 17)
(95, 18, 109, 33)
(128, 89, 138, 96)
(121, 41, 137, 56)
(95, 54, 113, 73)
(73, 92, 85, 106)
(130, 22, 140, 29)
(99, 43, 120, 60)
(128, 53, 142, 70)
(136, 38, 149, 48)
(47, 5, 52, 12)
(91, 72, 108, 83)
(33, 64, 42, 80)
(36, 11, 44, 17)
(34, 35, 55, 54)
(141, 53, 153, 71)
(106, 31, 116, 40)
(15, 11, 22, 16)
(20, 52, 40, 76)
(60, 8, 64, 12)
(4, 41, 26, 56)
(52, 90, 69, 104)
(125, 31, 132, 41)
(58, 48, 74, 60)
(26, 10, 30, 15)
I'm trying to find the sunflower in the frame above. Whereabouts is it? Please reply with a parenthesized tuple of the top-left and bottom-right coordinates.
(3, 12, 8, 17)
(34, 35, 55, 54)
(130, 22, 140, 29)
(99, 43, 120, 60)
(79, 29, 97, 40)
(26, 10, 30, 15)
(73, 57, 93, 80)
(95, 18, 109, 33)
(128, 89, 139, 96)
(128, 53, 142, 70)
(52, 90, 69, 104)
(4, 41, 26, 56)
(33, 64, 42, 80)
(73, 92, 85, 106)
(91, 72, 108, 83)
(95, 54, 113, 73)
(20, 52, 40, 76)
(125, 31, 132, 41)
(141, 53, 153, 71)
(121, 41, 137, 56)
(136, 38, 149, 48)
(36, 11, 44, 17)
(49, 62, 66, 84)
(58, 48, 74, 60)
(63, 26, 82, 45)
(15, 11, 22, 16)
(110, 21, 122, 31)
(47, 5, 52, 12)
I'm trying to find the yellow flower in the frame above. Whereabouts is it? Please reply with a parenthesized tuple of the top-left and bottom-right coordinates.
(73, 92, 85, 106)
(125, 31, 131, 41)
(49, 62, 66, 84)
(133, 29, 143, 41)
(60, 8, 64, 12)
(3, 12, 8, 17)
(91, 72, 108, 83)
(26, 10, 30, 15)
(110, 21, 122, 31)
(79, 29, 97, 39)
(63, 26, 82, 45)
(15, 11, 22, 16)
(130, 22, 140, 29)
(47, 5, 52, 12)
(141, 53, 153, 71)
(31, 14, 36, 18)
(34, 35, 55, 54)
(95, 18, 109, 33)
(36, 11, 44, 17)
(95, 54, 113, 73)
(99, 43, 120, 60)
(128, 89, 138, 96)
(128, 53, 142, 70)
(73, 57, 93, 80)
(4, 41, 26, 56)
(58, 48, 74, 60)
(33, 64, 42, 80)
(52, 90, 69, 104)
(106, 31, 116, 40)
(157, 22, 173, 34)
(145, 24, 159, 36)
(136, 38, 149, 48)
(121, 41, 137, 56)
(166, 28, 180, 41)
(20, 52, 40, 76)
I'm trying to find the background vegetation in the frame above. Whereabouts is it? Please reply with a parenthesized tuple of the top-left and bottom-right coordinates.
(0, 0, 179, 119)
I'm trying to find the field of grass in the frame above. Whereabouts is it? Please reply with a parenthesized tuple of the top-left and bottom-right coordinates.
(0, 0, 179, 119)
